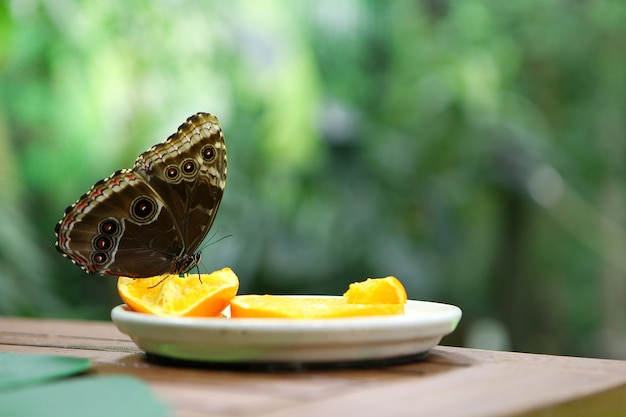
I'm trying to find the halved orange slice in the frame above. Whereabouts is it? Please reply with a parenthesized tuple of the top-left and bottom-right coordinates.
(229, 295, 404, 318)
(230, 276, 407, 319)
(117, 267, 239, 317)
(343, 276, 407, 305)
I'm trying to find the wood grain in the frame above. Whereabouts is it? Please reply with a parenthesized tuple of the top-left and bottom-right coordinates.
(1, 317, 625, 417)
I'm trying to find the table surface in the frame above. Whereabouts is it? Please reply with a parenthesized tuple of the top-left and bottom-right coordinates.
(1, 316, 626, 417)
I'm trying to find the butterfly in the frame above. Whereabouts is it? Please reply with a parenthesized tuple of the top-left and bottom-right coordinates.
(55, 112, 227, 278)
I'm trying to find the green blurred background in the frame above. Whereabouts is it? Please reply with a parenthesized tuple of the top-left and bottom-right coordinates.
(0, 0, 624, 359)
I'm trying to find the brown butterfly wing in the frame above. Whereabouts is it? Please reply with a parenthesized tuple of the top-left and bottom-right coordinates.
(134, 113, 227, 256)
(55, 170, 183, 277)
(55, 113, 227, 278)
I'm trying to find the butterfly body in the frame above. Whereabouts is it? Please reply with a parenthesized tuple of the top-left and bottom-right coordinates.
(55, 112, 227, 278)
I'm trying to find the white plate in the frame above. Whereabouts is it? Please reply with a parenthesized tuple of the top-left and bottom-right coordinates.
(111, 298, 461, 366)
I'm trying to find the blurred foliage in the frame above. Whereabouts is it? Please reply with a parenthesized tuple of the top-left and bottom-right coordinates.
(0, 0, 625, 358)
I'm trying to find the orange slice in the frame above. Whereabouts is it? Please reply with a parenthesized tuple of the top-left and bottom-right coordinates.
(230, 276, 407, 319)
(343, 276, 407, 305)
(229, 295, 404, 318)
(117, 267, 239, 317)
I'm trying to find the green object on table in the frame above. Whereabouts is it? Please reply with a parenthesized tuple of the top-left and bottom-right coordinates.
(0, 374, 169, 417)
(0, 352, 91, 391)
(0, 353, 169, 416)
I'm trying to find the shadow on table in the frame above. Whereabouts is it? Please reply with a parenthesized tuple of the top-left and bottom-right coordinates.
(108, 346, 475, 375)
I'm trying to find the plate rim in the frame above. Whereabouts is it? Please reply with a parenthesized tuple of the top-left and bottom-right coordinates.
(111, 296, 462, 334)
(111, 298, 461, 331)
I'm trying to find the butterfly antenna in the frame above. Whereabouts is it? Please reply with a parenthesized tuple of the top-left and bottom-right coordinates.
(200, 231, 233, 252)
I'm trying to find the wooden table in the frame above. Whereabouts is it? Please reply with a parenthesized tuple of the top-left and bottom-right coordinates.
(2, 316, 625, 417)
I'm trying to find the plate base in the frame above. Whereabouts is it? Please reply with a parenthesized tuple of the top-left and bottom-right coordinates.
(144, 351, 430, 371)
